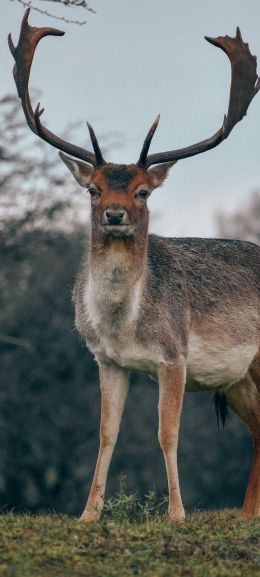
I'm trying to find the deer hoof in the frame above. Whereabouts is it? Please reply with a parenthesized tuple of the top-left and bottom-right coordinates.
(79, 509, 101, 523)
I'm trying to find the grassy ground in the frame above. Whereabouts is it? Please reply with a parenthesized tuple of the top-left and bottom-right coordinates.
(0, 493, 259, 577)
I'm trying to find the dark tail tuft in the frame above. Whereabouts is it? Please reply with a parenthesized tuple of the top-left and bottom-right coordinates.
(214, 391, 228, 429)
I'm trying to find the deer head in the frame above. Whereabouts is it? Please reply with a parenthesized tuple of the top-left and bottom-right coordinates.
(59, 145, 174, 238)
(9, 9, 260, 238)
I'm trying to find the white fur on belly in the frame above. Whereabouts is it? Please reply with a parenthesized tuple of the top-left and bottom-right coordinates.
(187, 333, 258, 389)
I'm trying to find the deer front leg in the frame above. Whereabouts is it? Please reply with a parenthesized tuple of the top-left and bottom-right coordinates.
(158, 357, 186, 521)
(80, 363, 129, 522)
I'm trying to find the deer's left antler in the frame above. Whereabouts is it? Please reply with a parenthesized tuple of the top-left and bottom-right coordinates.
(138, 27, 260, 168)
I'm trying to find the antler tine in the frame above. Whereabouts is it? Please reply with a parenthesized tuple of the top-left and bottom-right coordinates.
(137, 115, 160, 167)
(86, 122, 106, 167)
(9, 9, 100, 167)
(142, 28, 259, 168)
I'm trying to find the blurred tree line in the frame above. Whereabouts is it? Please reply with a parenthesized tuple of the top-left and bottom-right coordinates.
(0, 94, 258, 515)
(217, 193, 260, 244)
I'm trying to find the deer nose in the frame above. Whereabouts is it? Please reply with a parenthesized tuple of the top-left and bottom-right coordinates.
(105, 208, 126, 225)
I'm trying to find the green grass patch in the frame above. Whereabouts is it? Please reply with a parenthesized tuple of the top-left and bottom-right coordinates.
(0, 493, 259, 577)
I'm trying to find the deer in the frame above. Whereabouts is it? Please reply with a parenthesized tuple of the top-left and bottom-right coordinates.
(9, 9, 260, 522)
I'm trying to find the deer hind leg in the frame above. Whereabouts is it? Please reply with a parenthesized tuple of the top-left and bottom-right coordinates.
(225, 367, 260, 518)
(80, 363, 129, 522)
(158, 357, 186, 521)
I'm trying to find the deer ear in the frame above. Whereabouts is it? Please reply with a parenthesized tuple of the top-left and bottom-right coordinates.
(59, 151, 94, 187)
(148, 161, 176, 190)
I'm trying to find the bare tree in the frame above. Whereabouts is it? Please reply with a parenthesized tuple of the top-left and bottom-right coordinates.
(0, 94, 82, 230)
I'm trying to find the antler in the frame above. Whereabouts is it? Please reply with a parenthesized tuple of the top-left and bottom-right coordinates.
(8, 9, 105, 167)
(138, 27, 260, 168)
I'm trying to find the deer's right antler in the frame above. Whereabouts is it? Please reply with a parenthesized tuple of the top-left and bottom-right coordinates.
(205, 28, 260, 138)
(138, 27, 260, 168)
(8, 8, 105, 167)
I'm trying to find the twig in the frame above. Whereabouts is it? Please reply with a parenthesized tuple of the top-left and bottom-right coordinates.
(11, 0, 96, 25)
(39, 0, 95, 12)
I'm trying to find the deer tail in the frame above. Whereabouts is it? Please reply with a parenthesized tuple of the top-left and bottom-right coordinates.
(214, 391, 228, 429)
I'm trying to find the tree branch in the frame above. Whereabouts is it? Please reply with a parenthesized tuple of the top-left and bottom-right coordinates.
(11, 0, 96, 25)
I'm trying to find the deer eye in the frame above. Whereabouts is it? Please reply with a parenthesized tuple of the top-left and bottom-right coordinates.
(88, 187, 100, 198)
(137, 190, 149, 200)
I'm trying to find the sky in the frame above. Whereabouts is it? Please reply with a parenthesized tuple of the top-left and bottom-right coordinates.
(1, 0, 260, 237)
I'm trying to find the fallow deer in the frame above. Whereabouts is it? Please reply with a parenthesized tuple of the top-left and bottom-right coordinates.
(9, 9, 260, 521)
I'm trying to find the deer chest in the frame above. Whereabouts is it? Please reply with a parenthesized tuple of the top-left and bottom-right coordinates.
(82, 276, 164, 375)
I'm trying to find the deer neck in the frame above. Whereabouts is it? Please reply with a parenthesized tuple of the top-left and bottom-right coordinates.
(87, 230, 147, 331)
(89, 229, 147, 294)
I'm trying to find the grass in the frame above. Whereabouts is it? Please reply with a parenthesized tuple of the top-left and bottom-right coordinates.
(0, 492, 259, 577)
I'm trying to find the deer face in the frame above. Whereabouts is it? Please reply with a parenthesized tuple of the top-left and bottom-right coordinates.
(60, 154, 174, 238)
(88, 164, 150, 237)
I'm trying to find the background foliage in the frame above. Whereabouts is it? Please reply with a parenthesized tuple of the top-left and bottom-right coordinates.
(0, 95, 258, 515)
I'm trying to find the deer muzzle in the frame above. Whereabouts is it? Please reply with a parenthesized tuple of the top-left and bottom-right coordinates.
(102, 205, 129, 225)
(101, 205, 132, 236)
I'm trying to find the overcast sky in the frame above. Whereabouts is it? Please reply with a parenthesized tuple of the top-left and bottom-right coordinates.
(1, 0, 260, 237)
